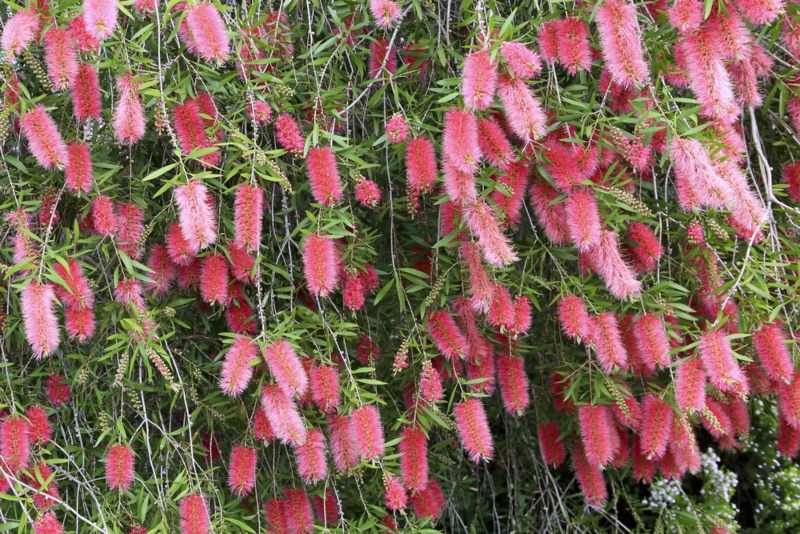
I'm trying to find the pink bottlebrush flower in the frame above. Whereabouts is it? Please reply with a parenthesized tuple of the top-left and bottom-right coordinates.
(228, 445, 257, 496)
(492, 160, 530, 225)
(733, 0, 784, 25)
(114, 74, 145, 145)
(263, 498, 288, 532)
(668, 0, 704, 33)
(443, 108, 481, 174)
(463, 200, 518, 267)
(302, 234, 339, 297)
(233, 184, 264, 253)
(779, 373, 800, 429)
(681, 29, 739, 124)
(572, 443, 608, 507)
(632, 436, 658, 482)
(69, 15, 101, 53)
(253, 406, 275, 442)
(556, 18, 593, 75)
(462, 50, 498, 111)
(21, 105, 69, 170)
(83, 0, 117, 39)
(399, 426, 429, 493)
(778, 414, 800, 458)
(782, 18, 800, 58)
(699, 329, 748, 395)
(342, 271, 366, 310)
(790, 95, 800, 135)
(227, 243, 255, 283)
(488, 283, 515, 331)
(70, 63, 102, 122)
(64, 304, 95, 342)
(384, 475, 407, 510)
(578, 405, 616, 467)
(496, 354, 530, 416)
(426, 309, 469, 359)
(529, 180, 570, 245)
(558, 294, 591, 340)
(105, 444, 134, 491)
(405, 136, 438, 206)
(294, 427, 328, 483)
(219, 337, 258, 396)
(146, 244, 176, 295)
(1, 9, 40, 57)
(460, 242, 494, 313)
(349, 405, 385, 461)
(497, 76, 546, 142)
(537, 422, 566, 467)
(284, 489, 314, 533)
(92, 195, 117, 236)
(703, 398, 736, 443)
(46, 374, 71, 406)
(26, 462, 60, 510)
(584, 230, 642, 300)
(370, 0, 402, 29)
(639, 394, 674, 460)
(44, 28, 78, 90)
(478, 117, 514, 167)
(538, 20, 560, 62)
(306, 146, 343, 206)
(612, 396, 642, 430)
(354, 179, 382, 207)
(385, 114, 409, 144)
(632, 313, 670, 369)
(179, 494, 210, 534)
(410, 479, 445, 520)
(175, 180, 218, 250)
(671, 136, 732, 210)
(454, 398, 494, 463)
(510, 295, 532, 335)
(596, 0, 649, 88)
(181, 3, 229, 63)
(419, 363, 443, 403)
(65, 143, 94, 195)
(783, 162, 800, 202)
(33, 512, 63, 534)
(676, 358, 707, 412)
(247, 100, 272, 125)
(263, 340, 308, 399)
(166, 222, 198, 266)
(275, 113, 305, 154)
(200, 253, 229, 305)
(499, 41, 542, 79)
(565, 189, 602, 251)
(328, 415, 358, 472)
(173, 99, 219, 166)
(21, 282, 60, 359)
(0, 416, 31, 474)
(625, 222, 662, 273)
(53, 259, 93, 310)
(369, 38, 397, 79)
(309, 364, 340, 413)
(225, 295, 256, 334)
(443, 157, 478, 204)
(361, 264, 378, 292)
(753, 322, 794, 384)
(114, 279, 144, 311)
(261, 384, 308, 446)
(589, 312, 628, 372)
(26, 406, 52, 445)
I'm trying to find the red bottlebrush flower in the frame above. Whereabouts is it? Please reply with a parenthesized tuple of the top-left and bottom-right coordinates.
(263, 340, 308, 399)
(114, 279, 145, 311)
(385, 114, 409, 144)
(578, 405, 616, 467)
(595, 0, 649, 89)
(247, 100, 272, 125)
(405, 136, 438, 205)
(734, 0, 783, 25)
(65, 143, 94, 195)
(462, 50, 498, 111)
(681, 29, 738, 124)
(33, 512, 63, 534)
(1, 10, 40, 56)
(538, 20, 560, 62)
(443, 157, 478, 204)
(529, 180, 570, 245)
(427, 309, 468, 359)
(466, 350, 496, 394)
(69, 15, 101, 53)
(497, 77, 546, 142)
(146, 244, 176, 295)
(275, 113, 305, 154)
(443, 108, 481, 175)
(779, 372, 800, 429)
(572, 443, 608, 507)
(21, 282, 60, 359)
(354, 179, 382, 208)
(105, 444, 135, 491)
(114, 74, 146, 145)
(253, 405, 275, 442)
(261, 384, 308, 446)
(200, 254, 229, 305)
(70, 64, 101, 122)
(777, 414, 800, 458)
(410, 479, 445, 521)
(500, 41, 542, 79)
(175, 180, 217, 250)
(294, 427, 328, 483)
(302, 234, 339, 297)
(419, 363, 443, 403)
(166, 222, 198, 266)
(369, 38, 397, 79)
(558, 294, 590, 340)
(783, 162, 800, 202)
(453, 398, 494, 463)
(699, 329, 748, 395)
(487, 283, 515, 331)
(460, 242, 493, 313)
(753, 322, 794, 384)
(44, 28, 78, 90)
(227, 445, 257, 496)
(64, 305, 96, 342)
(612, 396, 642, 430)
(92, 195, 117, 237)
(703, 398, 736, 442)
(21, 105, 69, 170)
(46, 374, 71, 406)
(589, 312, 628, 373)
(349, 405, 385, 460)
(537, 422, 566, 467)
(227, 243, 255, 283)
(219, 337, 258, 396)
(668, 0, 704, 33)
(179, 494, 210, 534)
(625, 222, 662, 273)
(181, 3, 229, 63)
(264, 498, 288, 532)
(478, 117, 514, 167)
(83, 0, 117, 39)
(496, 354, 530, 416)
(370, 0, 402, 28)
(26, 406, 52, 445)
(233, 184, 264, 252)
(357, 333, 380, 365)
(565, 189, 602, 251)
(632, 313, 670, 369)
(328, 414, 358, 472)
(309, 364, 340, 413)
(632, 435, 657, 483)
(584, 230, 642, 300)
(306, 146, 343, 206)
(676, 358, 707, 412)
(283, 488, 314, 534)
(173, 99, 220, 167)
(556, 18, 593, 75)
(399, 426, 429, 493)
(639, 394, 674, 460)
(384, 475, 407, 510)
(26, 462, 60, 510)
(0, 416, 31, 474)
(464, 200, 518, 267)
(53, 259, 93, 310)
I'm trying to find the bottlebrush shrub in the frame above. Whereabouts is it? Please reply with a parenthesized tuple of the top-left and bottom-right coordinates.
(2, 1, 800, 532)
